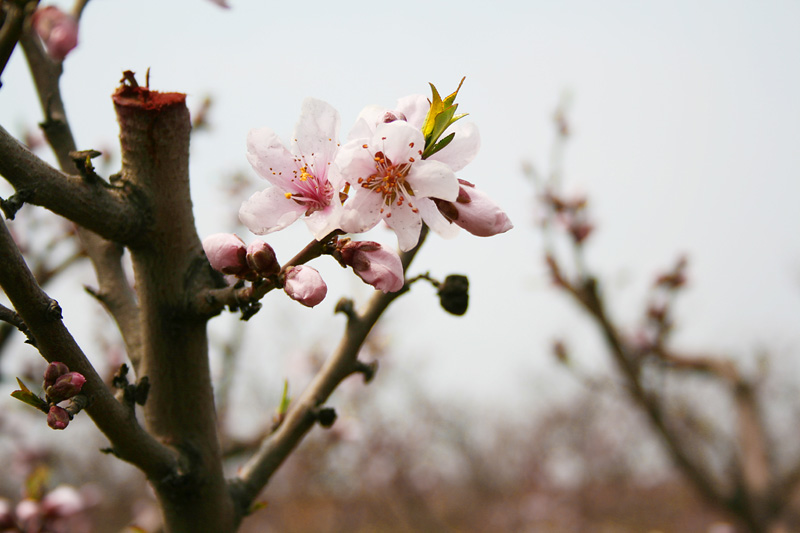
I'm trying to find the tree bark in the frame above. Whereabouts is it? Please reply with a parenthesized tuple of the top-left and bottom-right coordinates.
(113, 83, 236, 532)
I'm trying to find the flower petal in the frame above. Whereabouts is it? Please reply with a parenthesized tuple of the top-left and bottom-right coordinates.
(418, 198, 460, 239)
(340, 190, 384, 234)
(405, 159, 459, 202)
(395, 94, 429, 130)
(429, 121, 480, 172)
(293, 98, 340, 180)
(239, 187, 305, 235)
(384, 203, 423, 251)
(246, 128, 299, 190)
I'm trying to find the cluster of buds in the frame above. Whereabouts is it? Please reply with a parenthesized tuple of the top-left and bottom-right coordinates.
(203, 233, 328, 307)
(543, 191, 594, 244)
(10, 362, 86, 430)
(31, 6, 79, 61)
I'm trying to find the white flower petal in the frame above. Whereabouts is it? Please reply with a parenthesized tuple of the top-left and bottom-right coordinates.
(293, 98, 340, 178)
(384, 204, 423, 251)
(340, 191, 384, 234)
(406, 159, 459, 202)
(429, 121, 480, 172)
(417, 198, 460, 239)
(246, 128, 299, 190)
(395, 94, 429, 130)
(239, 187, 304, 235)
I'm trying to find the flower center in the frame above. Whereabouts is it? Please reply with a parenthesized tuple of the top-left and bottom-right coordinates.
(358, 150, 416, 214)
(285, 163, 333, 216)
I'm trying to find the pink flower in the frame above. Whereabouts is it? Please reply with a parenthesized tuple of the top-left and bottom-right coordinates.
(343, 94, 482, 244)
(337, 121, 459, 251)
(340, 241, 404, 293)
(434, 179, 512, 237)
(240, 98, 343, 240)
(283, 266, 327, 307)
(47, 406, 70, 430)
(32, 6, 79, 61)
(202, 233, 250, 276)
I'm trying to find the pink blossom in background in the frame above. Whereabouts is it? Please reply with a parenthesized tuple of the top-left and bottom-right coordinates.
(283, 265, 327, 307)
(32, 6, 79, 61)
(240, 98, 343, 240)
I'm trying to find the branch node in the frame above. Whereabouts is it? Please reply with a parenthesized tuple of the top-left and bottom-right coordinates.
(69, 149, 103, 183)
(353, 360, 378, 384)
(334, 298, 357, 322)
(312, 406, 337, 429)
(0, 189, 34, 220)
(46, 299, 62, 320)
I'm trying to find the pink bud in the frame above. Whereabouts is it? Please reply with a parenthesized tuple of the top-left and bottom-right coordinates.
(47, 406, 70, 430)
(202, 233, 251, 276)
(435, 180, 512, 237)
(382, 111, 406, 123)
(340, 241, 404, 293)
(246, 240, 280, 277)
(283, 266, 327, 307)
(45, 372, 86, 403)
(32, 7, 79, 61)
(43, 362, 70, 389)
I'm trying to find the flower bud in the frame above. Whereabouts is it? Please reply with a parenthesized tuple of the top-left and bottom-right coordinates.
(202, 233, 251, 276)
(283, 266, 327, 307)
(435, 180, 512, 237)
(32, 6, 79, 61)
(246, 240, 280, 277)
(43, 362, 70, 389)
(45, 372, 86, 403)
(340, 241, 404, 293)
(47, 406, 70, 430)
(381, 111, 406, 123)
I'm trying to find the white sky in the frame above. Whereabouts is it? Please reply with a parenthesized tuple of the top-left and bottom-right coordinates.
(2, 0, 799, 414)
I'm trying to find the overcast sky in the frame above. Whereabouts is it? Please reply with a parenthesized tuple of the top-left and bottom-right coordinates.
(2, 0, 799, 415)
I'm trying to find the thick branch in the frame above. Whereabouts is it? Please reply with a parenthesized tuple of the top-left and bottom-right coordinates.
(113, 82, 235, 532)
(0, 218, 177, 480)
(0, 124, 146, 244)
(230, 229, 426, 519)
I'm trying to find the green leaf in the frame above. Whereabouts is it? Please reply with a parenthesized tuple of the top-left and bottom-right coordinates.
(11, 378, 48, 412)
(421, 78, 469, 157)
(278, 379, 290, 416)
(423, 132, 456, 159)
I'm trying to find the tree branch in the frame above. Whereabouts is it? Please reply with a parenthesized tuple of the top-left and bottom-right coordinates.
(0, 124, 146, 244)
(230, 228, 427, 519)
(0, 217, 178, 480)
(16, 23, 143, 365)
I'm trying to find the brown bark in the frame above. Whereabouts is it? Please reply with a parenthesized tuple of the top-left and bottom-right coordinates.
(113, 83, 236, 532)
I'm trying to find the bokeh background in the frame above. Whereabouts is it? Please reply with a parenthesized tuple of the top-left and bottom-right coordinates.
(1, 1, 799, 531)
